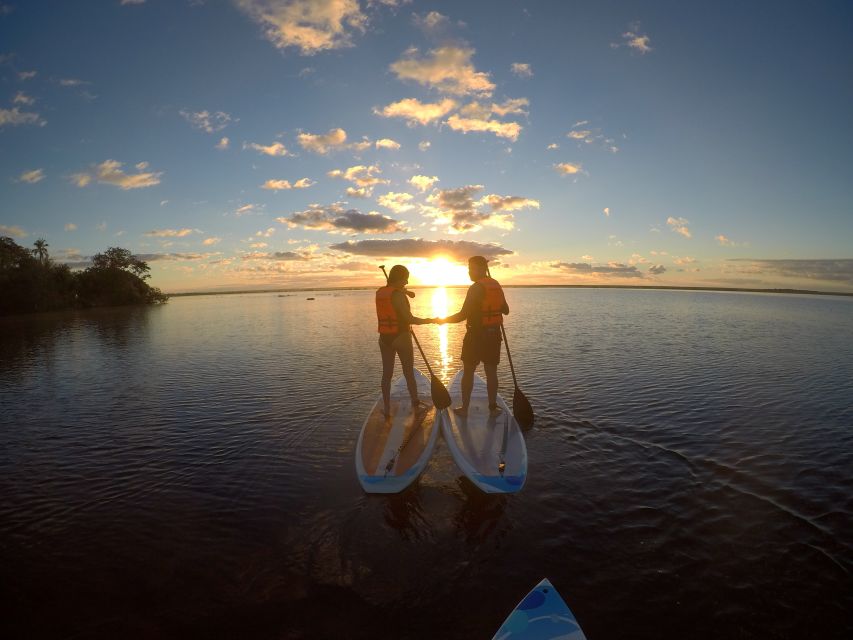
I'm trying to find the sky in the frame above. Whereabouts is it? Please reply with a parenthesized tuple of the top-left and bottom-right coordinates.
(1, 0, 852, 293)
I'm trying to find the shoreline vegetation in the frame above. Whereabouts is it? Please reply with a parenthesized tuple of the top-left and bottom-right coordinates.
(169, 284, 853, 298)
(1, 236, 168, 316)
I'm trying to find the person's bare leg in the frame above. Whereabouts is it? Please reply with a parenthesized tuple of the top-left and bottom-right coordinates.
(454, 364, 475, 416)
(399, 336, 425, 411)
(380, 341, 395, 418)
(484, 362, 501, 413)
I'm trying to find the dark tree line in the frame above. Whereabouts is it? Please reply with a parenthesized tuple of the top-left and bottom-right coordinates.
(0, 236, 168, 316)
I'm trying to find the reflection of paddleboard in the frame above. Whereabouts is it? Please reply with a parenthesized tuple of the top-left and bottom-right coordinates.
(355, 369, 439, 493)
(492, 578, 588, 640)
(441, 370, 527, 493)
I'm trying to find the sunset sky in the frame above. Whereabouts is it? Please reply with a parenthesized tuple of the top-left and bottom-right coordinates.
(2, 0, 852, 293)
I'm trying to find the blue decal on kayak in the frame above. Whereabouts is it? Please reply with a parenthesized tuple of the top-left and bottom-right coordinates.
(518, 589, 545, 610)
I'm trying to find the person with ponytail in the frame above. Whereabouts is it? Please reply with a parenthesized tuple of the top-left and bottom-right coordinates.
(376, 265, 437, 419)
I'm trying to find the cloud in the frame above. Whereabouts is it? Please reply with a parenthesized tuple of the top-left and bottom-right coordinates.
(552, 261, 643, 278)
(648, 264, 667, 275)
(613, 24, 652, 54)
(346, 186, 372, 198)
(180, 109, 234, 133)
(278, 203, 406, 234)
(59, 78, 87, 87)
(567, 122, 619, 152)
(327, 164, 388, 193)
(235, 0, 367, 55)
(242, 250, 309, 261)
(409, 174, 438, 192)
(246, 141, 289, 156)
(17, 71, 37, 80)
(261, 177, 314, 190)
(136, 252, 221, 262)
(674, 256, 697, 265)
(64, 223, 77, 231)
(374, 97, 456, 126)
(0, 106, 46, 127)
(18, 168, 45, 184)
(73, 159, 162, 190)
(390, 46, 495, 96)
(727, 259, 853, 285)
(13, 91, 34, 105)
(377, 191, 415, 213)
(412, 11, 452, 36)
(510, 62, 533, 78)
(145, 228, 195, 237)
(330, 238, 513, 262)
(546, 143, 558, 150)
(445, 114, 521, 141)
(121, 0, 146, 5)
(203, 237, 221, 246)
(716, 234, 746, 247)
(297, 127, 348, 154)
(255, 227, 276, 238)
(375, 138, 401, 150)
(0, 224, 27, 238)
(235, 203, 262, 216)
(490, 97, 529, 117)
(419, 141, 431, 151)
(554, 162, 583, 175)
(479, 194, 540, 212)
(667, 216, 692, 238)
(216, 137, 230, 150)
(603, 207, 610, 217)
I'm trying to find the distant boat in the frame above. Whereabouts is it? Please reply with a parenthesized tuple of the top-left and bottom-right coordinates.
(306, 297, 315, 300)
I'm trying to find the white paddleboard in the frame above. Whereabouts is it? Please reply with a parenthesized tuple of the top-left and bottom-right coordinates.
(493, 578, 588, 640)
(355, 369, 440, 493)
(441, 370, 527, 493)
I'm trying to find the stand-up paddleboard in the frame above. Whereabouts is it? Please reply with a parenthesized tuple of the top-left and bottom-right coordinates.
(356, 369, 440, 493)
(441, 370, 527, 493)
(493, 578, 588, 640)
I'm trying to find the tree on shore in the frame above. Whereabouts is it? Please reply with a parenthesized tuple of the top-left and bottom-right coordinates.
(0, 236, 168, 316)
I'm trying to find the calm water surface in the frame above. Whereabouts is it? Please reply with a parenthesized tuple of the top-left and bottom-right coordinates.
(2, 289, 852, 639)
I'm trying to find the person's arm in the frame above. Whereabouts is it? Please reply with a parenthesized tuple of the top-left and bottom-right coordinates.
(441, 284, 482, 324)
(392, 290, 433, 325)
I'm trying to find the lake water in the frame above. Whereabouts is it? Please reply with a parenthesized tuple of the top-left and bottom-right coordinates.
(2, 288, 852, 639)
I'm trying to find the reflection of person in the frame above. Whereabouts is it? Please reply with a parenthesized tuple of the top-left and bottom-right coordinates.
(376, 265, 436, 418)
(438, 256, 509, 416)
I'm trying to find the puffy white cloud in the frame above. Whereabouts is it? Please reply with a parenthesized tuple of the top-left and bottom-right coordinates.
(235, 204, 262, 216)
(727, 259, 853, 284)
(546, 143, 559, 150)
(716, 234, 745, 247)
(145, 228, 195, 237)
(426, 185, 529, 233)
(667, 216, 692, 238)
(412, 11, 451, 35)
(246, 141, 290, 156)
(346, 186, 372, 198)
(0, 107, 46, 127)
(612, 23, 652, 54)
(603, 207, 610, 217)
(479, 194, 540, 212)
(73, 159, 162, 190)
(180, 109, 234, 133)
(390, 46, 495, 96)
(17, 71, 37, 80)
(408, 174, 438, 192)
(377, 191, 415, 213)
(18, 168, 45, 184)
(554, 162, 583, 175)
(446, 114, 521, 141)
(235, 0, 367, 55)
(674, 256, 697, 265)
(203, 237, 221, 246)
(13, 92, 34, 105)
(374, 97, 456, 126)
(216, 137, 230, 150)
(278, 203, 406, 234)
(64, 223, 77, 231)
(297, 127, 348, 154)
(327, 164, 388, 190)
(261, 177, 314, 190)
(419, 141, 431, 151)
(511, 62, 533, 78)
(375, 138, 401, 150)
(648, 264, 667, 275)
(490, 97, 529, 117)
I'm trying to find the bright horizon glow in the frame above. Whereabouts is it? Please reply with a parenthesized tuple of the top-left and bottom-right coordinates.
(1, 3, 852, 293)
(409, 258, 471, 287)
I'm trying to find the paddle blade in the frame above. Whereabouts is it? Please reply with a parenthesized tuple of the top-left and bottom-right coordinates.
(430, 375, 452, 410)
(513, 385, 534, 430)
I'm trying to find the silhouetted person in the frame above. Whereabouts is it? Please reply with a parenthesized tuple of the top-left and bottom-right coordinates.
(439, 256, 509, 416)
(376, 265, 436, 418)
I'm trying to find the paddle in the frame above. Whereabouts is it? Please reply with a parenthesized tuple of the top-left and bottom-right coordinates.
(487, 266, 535, 430)
(379, 266, 452, 411)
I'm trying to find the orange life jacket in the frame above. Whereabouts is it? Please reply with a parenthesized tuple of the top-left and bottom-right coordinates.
(478, 277, 506, 327)
(375, 286, 399, 334)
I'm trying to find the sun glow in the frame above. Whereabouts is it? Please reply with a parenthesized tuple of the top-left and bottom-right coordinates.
(431, 287, 452, 380)
(408, 257, 470, 287)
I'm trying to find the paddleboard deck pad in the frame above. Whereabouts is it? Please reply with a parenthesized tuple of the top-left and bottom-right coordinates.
(441, 370, 527, 493)
(356, 369, 439, 493)
(493, 578, 587, 640)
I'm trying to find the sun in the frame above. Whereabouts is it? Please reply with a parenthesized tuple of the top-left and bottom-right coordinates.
(408, 257, 470, 287)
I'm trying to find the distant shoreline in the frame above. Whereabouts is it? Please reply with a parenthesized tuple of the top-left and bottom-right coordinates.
(167, 284, 853, 298)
